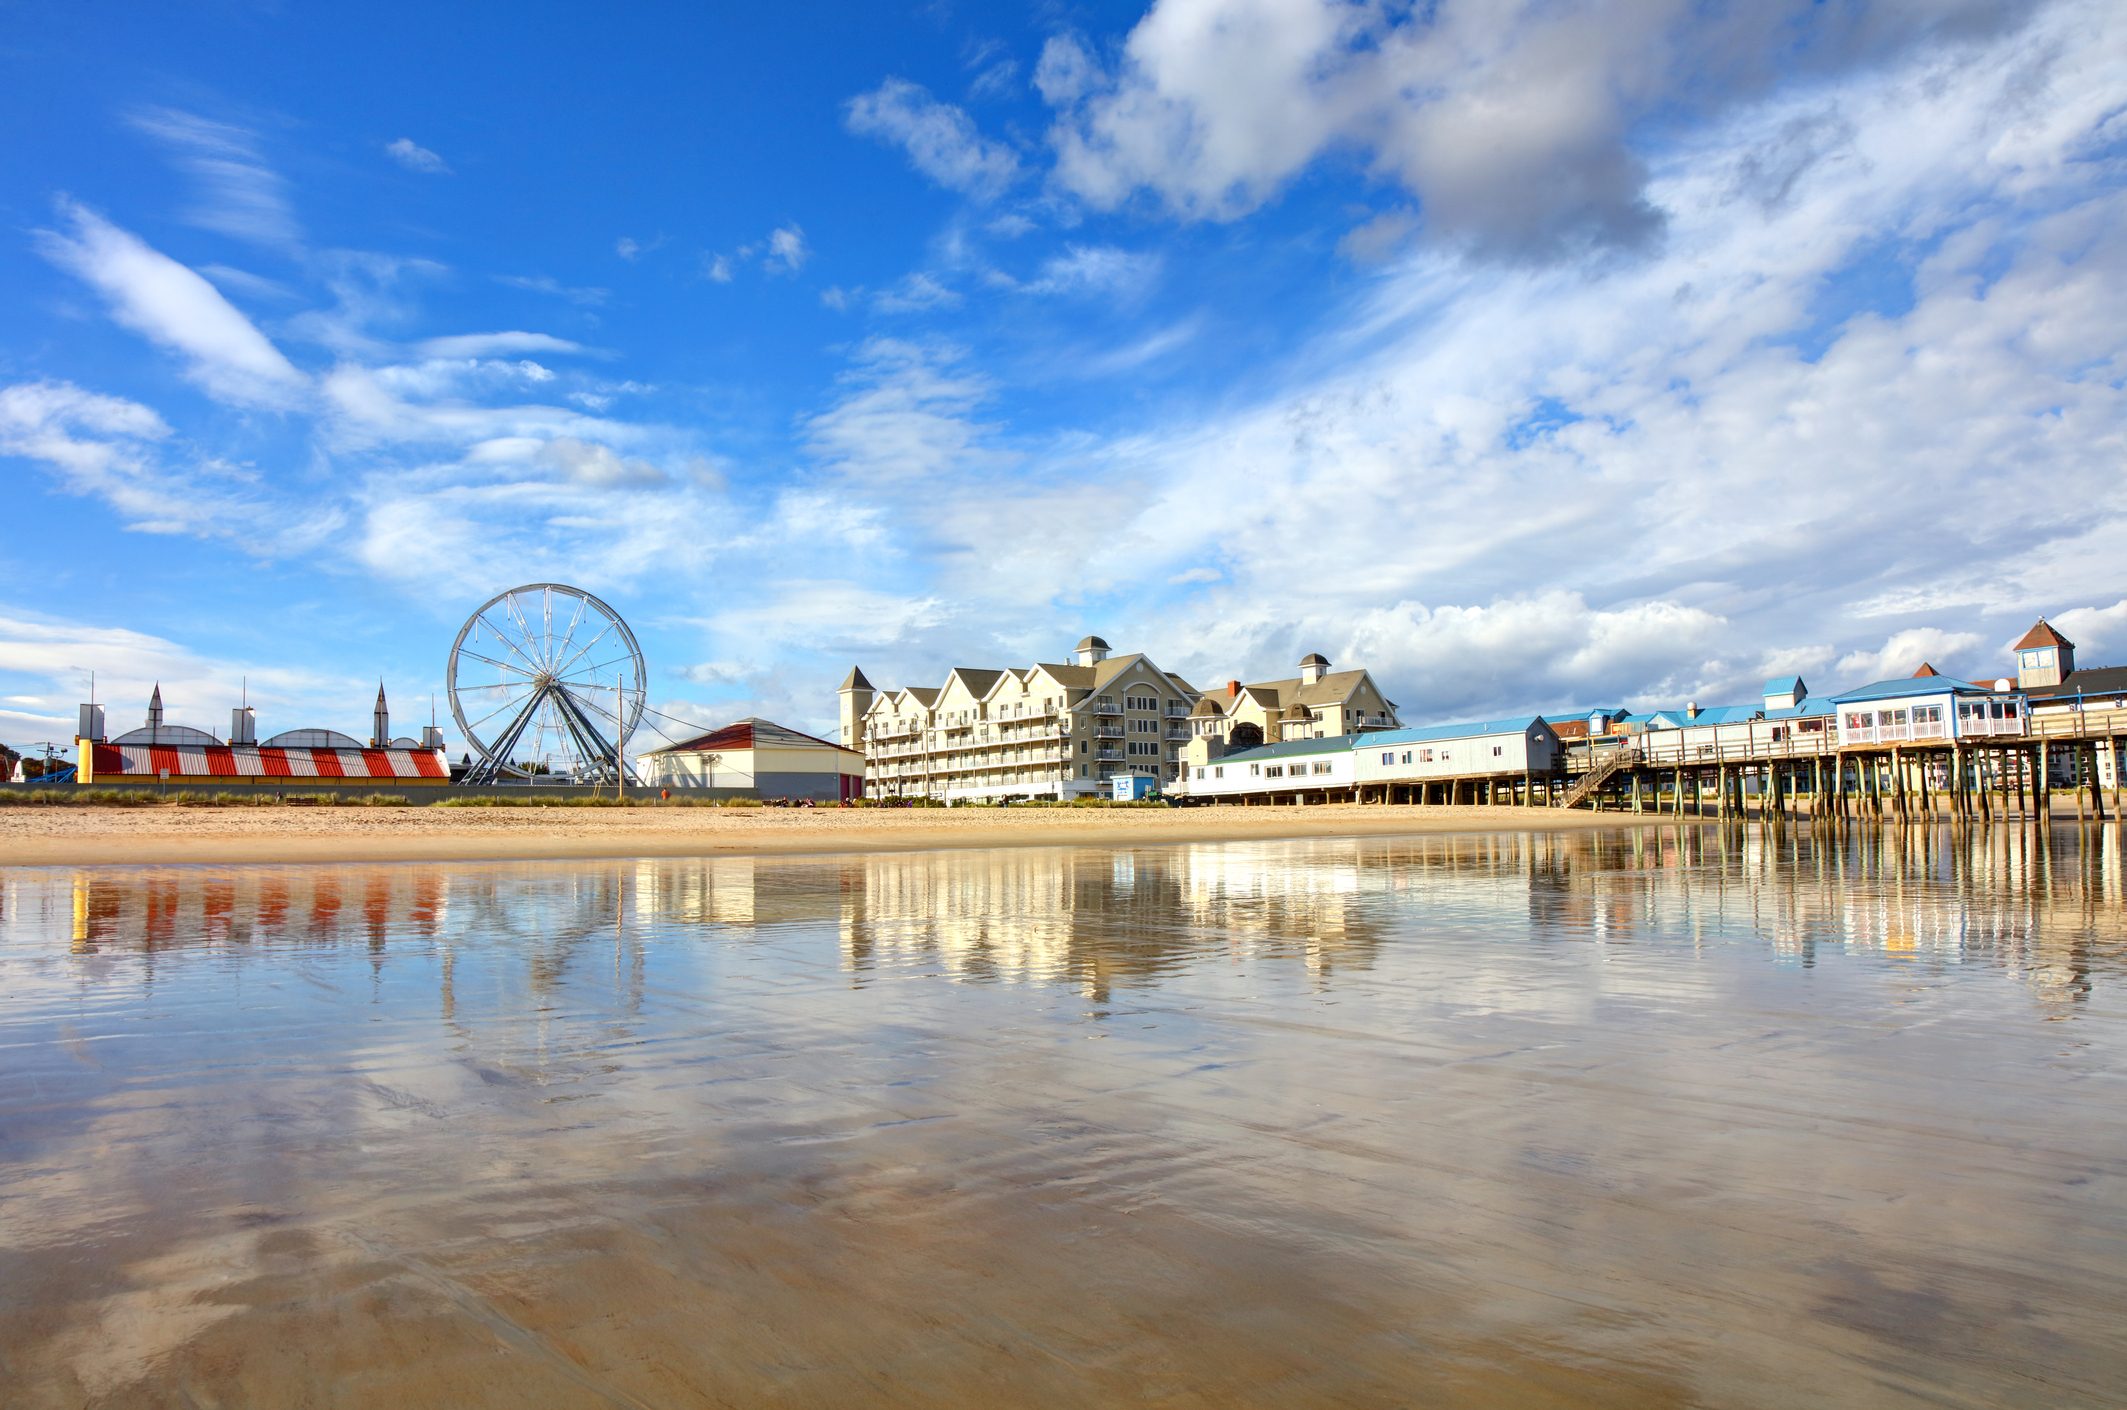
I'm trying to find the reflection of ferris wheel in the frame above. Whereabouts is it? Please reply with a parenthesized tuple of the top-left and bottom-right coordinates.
(447, 583, 645, 784)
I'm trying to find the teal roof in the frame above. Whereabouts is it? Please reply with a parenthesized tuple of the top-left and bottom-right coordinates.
(1762, 675, 1804, 695)
(1218, 735, 1356, 766)
(1644, 697, 1836, 729)
(1830, 676, 2003, 704)
(1363, 716, 1549, 747)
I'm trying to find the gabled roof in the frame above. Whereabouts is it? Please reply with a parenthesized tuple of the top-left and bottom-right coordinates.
(1830, 676, 2002, 704)
(640, 717, 857, 757)
(942, 667, 1004, 699)
(2015, 619, 2074, 651)
(1363, 716, 1549, 747)
(899, 686, 940, 707)
(1035, 662, 1096, 688)
(1763, 675, 1805, 694)
(1911, 662, 1940, 677)
(1225, 667, 1377, 714)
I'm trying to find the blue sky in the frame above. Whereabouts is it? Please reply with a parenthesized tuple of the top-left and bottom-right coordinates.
(3, 0, 2124, 759)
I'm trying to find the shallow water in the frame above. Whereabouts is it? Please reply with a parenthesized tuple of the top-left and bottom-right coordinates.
(3, 825, 2125, 1408)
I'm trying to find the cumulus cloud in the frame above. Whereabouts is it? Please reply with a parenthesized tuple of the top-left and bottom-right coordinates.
(384, 137, 450, 173)
(1836, 628, 1988, 685)
(126, 106, 299, 246)
(1038, 0, 2024, 259)
(764, 224, 809, 273)
(846, 77, 1021, 201)
(35, 200, 307, 407)
(536, 436, 668, 488)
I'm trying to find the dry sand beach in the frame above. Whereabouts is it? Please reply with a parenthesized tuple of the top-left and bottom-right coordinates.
(0, 801, 1646, 867)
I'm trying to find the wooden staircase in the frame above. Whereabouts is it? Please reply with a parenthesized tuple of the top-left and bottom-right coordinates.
(1558, 746, 1640, 810)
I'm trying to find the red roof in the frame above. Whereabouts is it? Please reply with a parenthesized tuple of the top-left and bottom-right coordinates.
(2014, 619, 2074, 651)
(1911, 662, 1940, 677)
(652, 717, 853, 755)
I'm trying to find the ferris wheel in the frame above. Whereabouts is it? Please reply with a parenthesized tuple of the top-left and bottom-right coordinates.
(446, 583, 646, 784)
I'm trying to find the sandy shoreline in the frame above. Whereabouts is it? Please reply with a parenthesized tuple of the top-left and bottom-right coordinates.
(0, 801, 1653, 867)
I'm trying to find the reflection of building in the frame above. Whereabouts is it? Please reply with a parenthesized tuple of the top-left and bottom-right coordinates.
(73, 684, 448, 788)
(634, 718, 864, 800)
(58, 868, 448, 952)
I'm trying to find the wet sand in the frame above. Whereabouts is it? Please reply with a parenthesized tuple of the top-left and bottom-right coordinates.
(0, 800, 1639, 867)
(4, 826, 2125, 1407)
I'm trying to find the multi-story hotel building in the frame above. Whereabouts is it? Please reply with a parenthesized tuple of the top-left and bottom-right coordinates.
(840, 636, 1204, 801)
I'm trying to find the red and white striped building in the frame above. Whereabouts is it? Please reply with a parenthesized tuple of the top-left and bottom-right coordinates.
(75, 685, 450, 789)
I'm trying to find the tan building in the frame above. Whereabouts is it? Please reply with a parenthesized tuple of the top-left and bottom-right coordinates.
(840, 636, 1202, 801)
(1187, 652, 1400, 751)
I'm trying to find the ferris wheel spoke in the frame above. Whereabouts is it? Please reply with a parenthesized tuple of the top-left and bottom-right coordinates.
(479, 611, 546, 675)
(502, 594, 545, 670)
(456, 648, 536, 677)
(555, 655, 636, 687)
(548, 619, 616, 681)
(552, 593, 589, 670)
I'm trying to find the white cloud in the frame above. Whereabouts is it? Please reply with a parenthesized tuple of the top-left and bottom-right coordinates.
(1836, 629, 1987, 685)
(1039, 0, 2025, 259)
(0, 605, 376, 744)
(384, 137, 450, 174)
(846, 77, 1021, 201)
(494, 273, 609, 306)
(415, 331, 590, 359)
(801, 339, 1008, 486)
(872, 272, 960, 313)
(764, 224, 809, 273)
(1015, 244, 1162, 297)
(536, 437, 668, 488)
(35, 200, 307, 407)
(0, 380, 338, 548)
(126, 106, 298, 247)
(704, 253, 735, 283)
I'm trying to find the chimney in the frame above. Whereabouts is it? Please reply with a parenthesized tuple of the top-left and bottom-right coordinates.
(1227, 679, 1241, 698)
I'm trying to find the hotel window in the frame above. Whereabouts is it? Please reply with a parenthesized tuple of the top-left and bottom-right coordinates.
(1492, 745, 1503, 756)
(1250, 764, 1261, 776)
(1194, 767, 1204, 780)
(1313, 761, 1332, 775)
(1214, 766, 1225, 778)
(1402, 751, 1412, 764)
(1382, 752, 1395, 764)
(1266, 765, 1283, 777)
